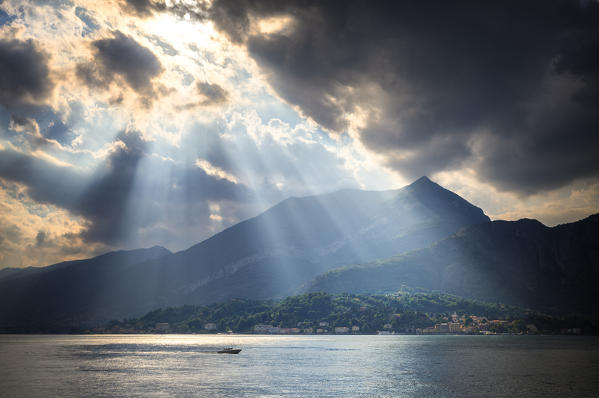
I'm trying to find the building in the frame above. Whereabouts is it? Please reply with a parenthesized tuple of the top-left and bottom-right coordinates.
(560, 328, 582, 335)
(334, 326, 349, 334)
(253, 324, 281, 334)
(319, 321, 330, 327)
(351, 325, 360, 332)
(449, 323, 461, 333)
(383, 323, 392, 330)
(253, 324, 273, 333)
(204, 323, 217, 330)
(437, 323, 449, 333)
(155, 323, 169, 332)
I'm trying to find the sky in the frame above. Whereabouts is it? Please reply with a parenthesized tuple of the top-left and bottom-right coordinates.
(0, 0, 598, 268)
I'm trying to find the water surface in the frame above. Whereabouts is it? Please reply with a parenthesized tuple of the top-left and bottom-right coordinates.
(1, 334, 598, 397)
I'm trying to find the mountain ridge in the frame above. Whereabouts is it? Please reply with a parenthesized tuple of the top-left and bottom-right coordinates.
(304, 213, 599, 313)
(0, 176, 492, 331)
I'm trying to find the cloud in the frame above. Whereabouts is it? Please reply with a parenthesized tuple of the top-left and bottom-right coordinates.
(119, 0, 166, 17)
(197, 82, 228, 105)
(0, 147, 86, 210)
(0, 180, 99, 268)
(195, 158, 238, 183)
(201, 0, 599, 195)
(180, 111, 360, 204)
(9, 114, 40, 134)
(74, 6, 101, 37)
(177, 82, 229, 110)
(7, 113, 46, 149)
(76, 129, 148, 244)
(77, 31, 163, 102)
(0, 38, 53, 107)
(0, 124, 253, 249)
(0, 131, 143, 245)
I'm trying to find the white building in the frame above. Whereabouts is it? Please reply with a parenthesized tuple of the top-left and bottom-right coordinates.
(253, 324, 280, 334)
(204, 323, 217, 330)
(155, 323, 169, 332)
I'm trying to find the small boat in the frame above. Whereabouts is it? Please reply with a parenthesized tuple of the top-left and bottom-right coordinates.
(217, 347, 241, 354)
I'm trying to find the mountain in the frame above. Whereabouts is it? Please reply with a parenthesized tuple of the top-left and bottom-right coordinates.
(0, 177, 489, 330)
(124, 176, 489, 303)
(0, 246, 171, 332)
(304, 214, 599, 314)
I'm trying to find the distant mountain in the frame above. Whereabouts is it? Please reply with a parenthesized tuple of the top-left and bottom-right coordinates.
(0, 246, 171, 332)
(0, 177, 489, 330)
(304, 214, 599, 314)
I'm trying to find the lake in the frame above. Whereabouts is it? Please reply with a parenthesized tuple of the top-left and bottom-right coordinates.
(1, 334, 598, 397)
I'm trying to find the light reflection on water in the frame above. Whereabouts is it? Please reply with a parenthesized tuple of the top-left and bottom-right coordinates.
(1, 334, 598, 397)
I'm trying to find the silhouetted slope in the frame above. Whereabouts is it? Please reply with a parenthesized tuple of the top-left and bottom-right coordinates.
(305, 214, 599, 313)
(0, 177, 490, 330)
(0, 246, 171, 332)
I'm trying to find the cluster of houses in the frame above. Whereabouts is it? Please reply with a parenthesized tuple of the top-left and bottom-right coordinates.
(417, 313, 535, 334)
(250, 313, 545, 335)
(99, 312, 582, 335)
(253, 321, 363, 334)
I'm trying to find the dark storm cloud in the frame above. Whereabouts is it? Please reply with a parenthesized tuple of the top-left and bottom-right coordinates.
(35, 230, 46, 247)
(77, 31, 162, 96)
(176, 82, 229, 110)
(9, 114, 36, 130)
(120, 0, 166, 17)
(198, 0, 599, 194)
(0, 148, 85, 209)
(0, 39, 53, 106)
(197, 82, 228, 105)
(77, 129, 148, 244)
(0, 129, 252, 246)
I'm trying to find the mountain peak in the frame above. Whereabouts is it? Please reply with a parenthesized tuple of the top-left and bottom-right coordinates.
(407, 176, 446, 194)
(410, 176, 434, 186)
(403, 176, 490, 225)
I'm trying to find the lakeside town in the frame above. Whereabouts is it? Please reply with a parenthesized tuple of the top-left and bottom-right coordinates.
(100, 311, 583, 336)
(95, 292, 595, 336)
